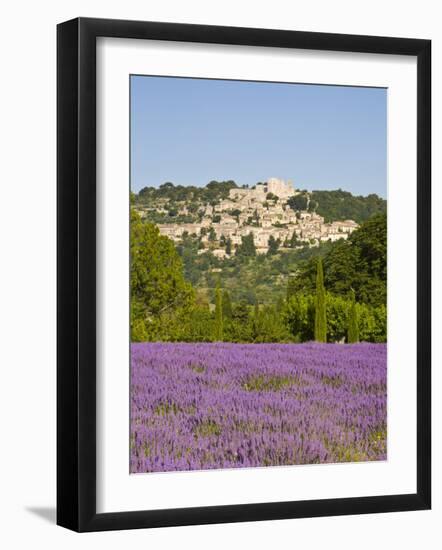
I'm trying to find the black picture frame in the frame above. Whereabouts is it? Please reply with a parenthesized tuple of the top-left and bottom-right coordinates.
(57, 17, 431, 532)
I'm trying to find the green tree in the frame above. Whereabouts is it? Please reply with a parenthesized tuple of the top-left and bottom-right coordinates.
(130, 208, 194, 341)
(222, 289, 233, 319)
(225, 237, 232, 255)
(372, 304, 387, 343)
(348, 213, 387, 306)
(325, 293, 349, 343)
(287, 194, 308, 211)
(184, 307, 214, 342)
(160, 181, 175, 189)
(205, 180, 238, 201)
(252, 302, 260, 339)
(347, 289, 359, 343)
(208, 227, 217, 241)
(224, 300, 253, 342)
(283, 294, 315, 342)
(267, 235, 281, 256)
(214, 282, 223, 341)
(289, 231, 299, 248)
(314, 257, 327, 342)
(236, 233, 256, 257)
(252, 304, 292, 343)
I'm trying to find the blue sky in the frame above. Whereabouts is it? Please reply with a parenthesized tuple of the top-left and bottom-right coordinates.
(130, 76, 387, 197)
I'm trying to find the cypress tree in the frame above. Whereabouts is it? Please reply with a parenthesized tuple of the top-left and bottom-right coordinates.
(267, 235, 280, 256)
(314, 258, 327, 342)
(347, 289, 359, 343)
(225, 237, 232, 256)
(252, 302, 260, 340)
(222, 289, 233, 319)
(214, 282, 223, 341)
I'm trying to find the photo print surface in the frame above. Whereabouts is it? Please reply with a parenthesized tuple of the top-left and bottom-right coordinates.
(129, 75, 387, 474)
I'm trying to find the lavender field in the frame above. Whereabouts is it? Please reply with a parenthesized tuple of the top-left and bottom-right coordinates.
(130, 342, 387, 473)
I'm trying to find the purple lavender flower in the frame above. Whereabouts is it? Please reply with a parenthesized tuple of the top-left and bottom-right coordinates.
(130, 343, 387, 473)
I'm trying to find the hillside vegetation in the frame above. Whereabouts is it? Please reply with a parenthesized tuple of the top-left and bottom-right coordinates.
(136, 180, 238, 206)
(311, 189, 386, 224)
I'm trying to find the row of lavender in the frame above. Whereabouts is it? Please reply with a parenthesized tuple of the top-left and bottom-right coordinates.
(130, 342, 387, 473)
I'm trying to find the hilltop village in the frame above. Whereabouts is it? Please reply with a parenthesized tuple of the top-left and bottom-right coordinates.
(135, 178, 359, 257)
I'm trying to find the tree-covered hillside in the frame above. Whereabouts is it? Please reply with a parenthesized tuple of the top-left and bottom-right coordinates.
(177, 234, 333, 306)
(176, 212, 386, 309)
(136, 180, 239, 205)
(310, 189, 386, 224)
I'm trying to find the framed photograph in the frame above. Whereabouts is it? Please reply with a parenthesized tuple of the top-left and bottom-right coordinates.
(57, 17, 431, 532)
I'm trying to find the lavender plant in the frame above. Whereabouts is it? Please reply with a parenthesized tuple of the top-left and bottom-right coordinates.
(130, 342, 386, 473)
